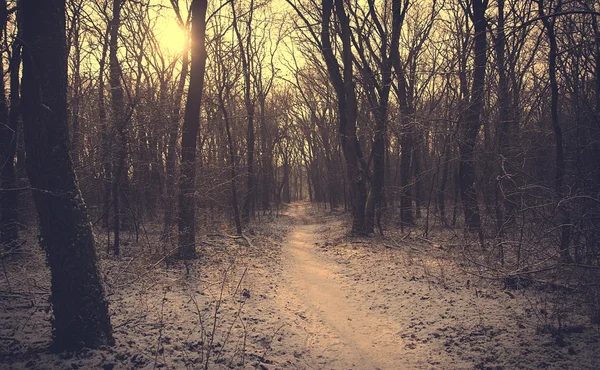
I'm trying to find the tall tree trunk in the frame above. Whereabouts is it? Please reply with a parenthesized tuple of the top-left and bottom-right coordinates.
(390, 0, 414, 226)
(69, 5, 82, 168)
(439, 136, 451, 225)
(594, 15, 600, 184)
(283, 155, 290, 203)
(413, 145, 423, 218)
(218, 88, 243, 235)
(177, 0, 207, 259)
(0, 0, 19, 248)
(232, 0, 255, 224)
(320, 0, 366, 234)
(458, 0, 486, 232)
(20, 0, 113, 350)
(363, 0, 402, 234)
(398, 130, 414, 225)
(260, 95, 270, 212)
(494, 0, 516, 235)
(109, 0, 126, 256)
(537, 0, 571, 262)
(99, 23, 111, 232)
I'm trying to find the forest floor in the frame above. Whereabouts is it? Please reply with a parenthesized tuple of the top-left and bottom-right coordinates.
(1, 202, 600, 369)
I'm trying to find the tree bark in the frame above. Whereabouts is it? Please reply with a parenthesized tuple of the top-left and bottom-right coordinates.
(537, 0, 571, 262)
(98, 22, 111, 232)
(389, 0, 414, 226)
(493, 0, 516, 235)
(177, 0, 207, 259)
(231, 0, 255, 224)
(68, 2, 83, 168)
(362, 0, 403, 234)
(320, 0, 366, 234)
(217, 84, 243, 235)
(109, 0, 126, 256)
(20, 0, 113, 350)
(0, 0, 19, 248)
(458, 0, 486, 232)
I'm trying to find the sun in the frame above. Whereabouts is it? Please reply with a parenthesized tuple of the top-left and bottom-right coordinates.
(155, 17, 187, 55)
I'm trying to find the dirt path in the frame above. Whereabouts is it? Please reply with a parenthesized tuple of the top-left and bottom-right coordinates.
(274, 203, 420, 369)
(4, 201, 598, 369)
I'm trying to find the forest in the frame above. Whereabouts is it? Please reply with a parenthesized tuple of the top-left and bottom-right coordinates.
(1, 0, 600, 368)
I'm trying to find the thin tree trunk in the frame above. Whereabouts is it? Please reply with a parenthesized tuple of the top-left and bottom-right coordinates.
(109, 0, 126, 256)
(439, 136, 451, 225)
(232, 0, 255, 224)
(538, 0, 571, 262)
(20, 0, 113, 350)
(98, 22, 111, 233)
(399, 130, 414, 225)
(389, 0, 414, 226)
(260, 95, 270, 212)
(494, 0, 516, 235)
(413, 144, 423, 218)
(69, 6, 82, 168)
(218, 89, 242, 235)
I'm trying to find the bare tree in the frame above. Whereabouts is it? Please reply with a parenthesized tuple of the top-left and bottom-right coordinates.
(109, 0, 127, 255)
(458, 0, 487, 235)
(322, 0, 367, 233)
(178, 0, 208, 259)
(537, 0, 572, 262)
(0, 0, 19, 248)
(20, 0, 113, 350)
(231, 0, 256, 224)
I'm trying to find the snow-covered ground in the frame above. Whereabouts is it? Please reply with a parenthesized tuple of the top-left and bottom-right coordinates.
(1, 202, 599, 369)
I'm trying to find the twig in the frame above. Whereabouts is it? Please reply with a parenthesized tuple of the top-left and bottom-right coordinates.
(254, 324, 285, 369)
(114, 246, 179, 289)
(241, 234, 254, 248)
(214, 267, 249, 365)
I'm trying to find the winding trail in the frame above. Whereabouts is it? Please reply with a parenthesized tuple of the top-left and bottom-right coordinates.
(275, 203, 412, 369)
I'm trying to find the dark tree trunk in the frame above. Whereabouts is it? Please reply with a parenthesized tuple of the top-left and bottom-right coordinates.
(98, 23, 111, 232)
(109, 0, 126, 256)
(389, 1, 414, 226)
(538, 0, 571, 262)
(231, 0, 256, 224)
(69, 5, 82, 168)
(594, 16, 600, 184)
(218, 89, 243, 235)
(413, 144, 423, 218)
(362, 0, 402, 234)
(242, 108, 255, 222)
(283, 156, 291, 203)
(20, 0, 113, 350)
(494, 0, 516, 234)
(177, 0, 207, 259)
(0, 0, 19, 248)
(439, 137, 451, 225)
(321, 0, 366, 234)
(458, 0, 486, 232)
(260, 95, 271, 213)
(365, 105, 385, 233)
(399, 130, 414, 225)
